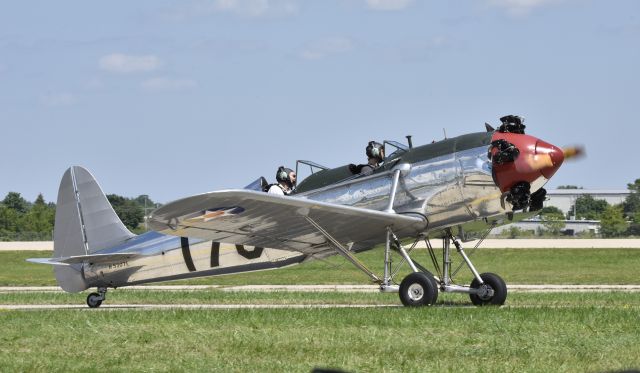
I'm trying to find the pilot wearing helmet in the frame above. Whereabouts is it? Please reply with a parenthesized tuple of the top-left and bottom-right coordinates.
(267, 166, 297, 195)
(349, 141, 385, 176)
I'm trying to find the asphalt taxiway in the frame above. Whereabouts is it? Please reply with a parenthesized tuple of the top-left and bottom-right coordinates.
(0, 304, 399, 311)
(2, 284, 640, 311)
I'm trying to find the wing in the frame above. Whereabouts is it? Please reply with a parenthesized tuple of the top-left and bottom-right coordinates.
(148, 190, 427, 256)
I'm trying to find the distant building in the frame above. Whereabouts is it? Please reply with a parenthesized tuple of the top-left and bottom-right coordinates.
(491, 189, 630, 237)
(545, 189, 630, 217)
(491, 218, 601, 236)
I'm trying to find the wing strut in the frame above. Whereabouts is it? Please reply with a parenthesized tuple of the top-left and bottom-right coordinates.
(304, 216, 381, 284)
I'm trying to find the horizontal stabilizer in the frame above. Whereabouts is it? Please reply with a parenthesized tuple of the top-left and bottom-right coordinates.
(27, 253, 141, 266)
(27, 258, 72, 267)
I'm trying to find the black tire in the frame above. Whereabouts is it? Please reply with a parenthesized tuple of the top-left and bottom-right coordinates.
(399, 272, 437, 307)
(423, 269, 439, 304)
(86, 293, 103, 308)
(469, 272, 507, 306)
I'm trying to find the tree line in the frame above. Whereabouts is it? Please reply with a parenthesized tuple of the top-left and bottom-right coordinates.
(0, 192, 159, 241)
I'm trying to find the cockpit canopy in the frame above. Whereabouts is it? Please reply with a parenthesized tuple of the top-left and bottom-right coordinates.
(248, 132, 493, 195)
(293, 140, 410, 193)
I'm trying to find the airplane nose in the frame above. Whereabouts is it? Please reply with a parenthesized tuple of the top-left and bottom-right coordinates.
(490, 132, 563, 194)
(535, 139, 564, 179)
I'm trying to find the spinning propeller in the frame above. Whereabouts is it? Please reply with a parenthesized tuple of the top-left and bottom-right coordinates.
(519, 145, 585, 172)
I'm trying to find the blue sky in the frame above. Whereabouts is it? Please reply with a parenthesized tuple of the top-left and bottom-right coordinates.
(1, 0, 638, 204)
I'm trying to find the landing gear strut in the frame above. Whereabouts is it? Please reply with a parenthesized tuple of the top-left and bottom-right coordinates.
(379, 227, 507, 307)
(305, 215, 505, 307)
(86, 287, 107, 308)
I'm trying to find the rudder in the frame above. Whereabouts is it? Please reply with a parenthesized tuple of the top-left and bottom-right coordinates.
(53, 166, 135, 292)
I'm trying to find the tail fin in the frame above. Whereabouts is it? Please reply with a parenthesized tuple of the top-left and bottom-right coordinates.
(53, 166, 135, 292)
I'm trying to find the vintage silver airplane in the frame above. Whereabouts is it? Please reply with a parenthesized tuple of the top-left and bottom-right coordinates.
(29, 115, 581, 308)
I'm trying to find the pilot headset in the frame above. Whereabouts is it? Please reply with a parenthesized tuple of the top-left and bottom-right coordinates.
(276, 166, 294, 183)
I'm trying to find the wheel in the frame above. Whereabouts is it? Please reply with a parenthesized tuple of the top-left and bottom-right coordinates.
(86, 292, 103, 308)
(423, 269, 439, 304)
(399, 272, 437, 307)
(469, 272, 507, 306)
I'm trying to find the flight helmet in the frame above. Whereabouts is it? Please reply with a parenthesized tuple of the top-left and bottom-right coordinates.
(366, 141, 385, 162)
(276, 166, 296, 187)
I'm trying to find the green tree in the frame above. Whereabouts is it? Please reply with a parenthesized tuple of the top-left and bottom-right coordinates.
(623, 179, 640, 217)
(106, 194, 144, 231)
(571, 195, 609, 220)
(617, 178, 640, 237)
(0, 205, 20, 239)
(2, 192, 29, 213)
(539, 206, 564, 216)
(133, 195, 161, 217)
(133, 195, 159, 208)
(508, 226, 520, 238)
(540, 212, 566, 236)
(23, 194, 55, 237)
(627, 212, 640, 236)
(600, 206, 628, 238)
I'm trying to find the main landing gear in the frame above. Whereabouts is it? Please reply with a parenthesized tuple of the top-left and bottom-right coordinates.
(86, 287, 107, 308)
(381, 228, 507, 307)
(307, 213, 507, 307)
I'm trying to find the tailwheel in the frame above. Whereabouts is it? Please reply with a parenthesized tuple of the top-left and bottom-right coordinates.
(86, 287, 107, 308)
(399, 272, 438, 307)
(469, 273, 507, 306)
(86, 293, 102, 308)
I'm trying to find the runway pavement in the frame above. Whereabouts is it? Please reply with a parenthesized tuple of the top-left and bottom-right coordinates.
(0, 304, 400, 311)
(3, 301, 640, 311)
(3, 284, 639, 311)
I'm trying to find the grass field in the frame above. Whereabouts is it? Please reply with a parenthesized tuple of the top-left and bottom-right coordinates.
(1, 294, 639, 372)
(2, 248, 640, 372)
(4, 248, 640, 286)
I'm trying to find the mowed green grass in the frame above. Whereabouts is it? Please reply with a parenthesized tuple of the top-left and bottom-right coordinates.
(1, 298, 639, 372)
(4, 248, 640, 286)
(3, 247, 640, 372)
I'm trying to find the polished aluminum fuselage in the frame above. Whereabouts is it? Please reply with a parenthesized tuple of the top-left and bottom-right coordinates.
(82, 232, 306, 289)
(84, 137, 521, 290)
(299, 144, 506, 234)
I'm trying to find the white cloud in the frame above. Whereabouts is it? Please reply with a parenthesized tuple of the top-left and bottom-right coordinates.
(99, 53, 161, 73)
(300, 37, 354, 60)
(365, 0, 414, 11)
(488, 0, 562, 16)
(141, 77, 197, 91)
(41, 93, 77, 107)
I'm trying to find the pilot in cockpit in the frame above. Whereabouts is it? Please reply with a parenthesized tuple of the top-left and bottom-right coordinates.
(349, 141, 384, 176)
(267, 166, 297, 195)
